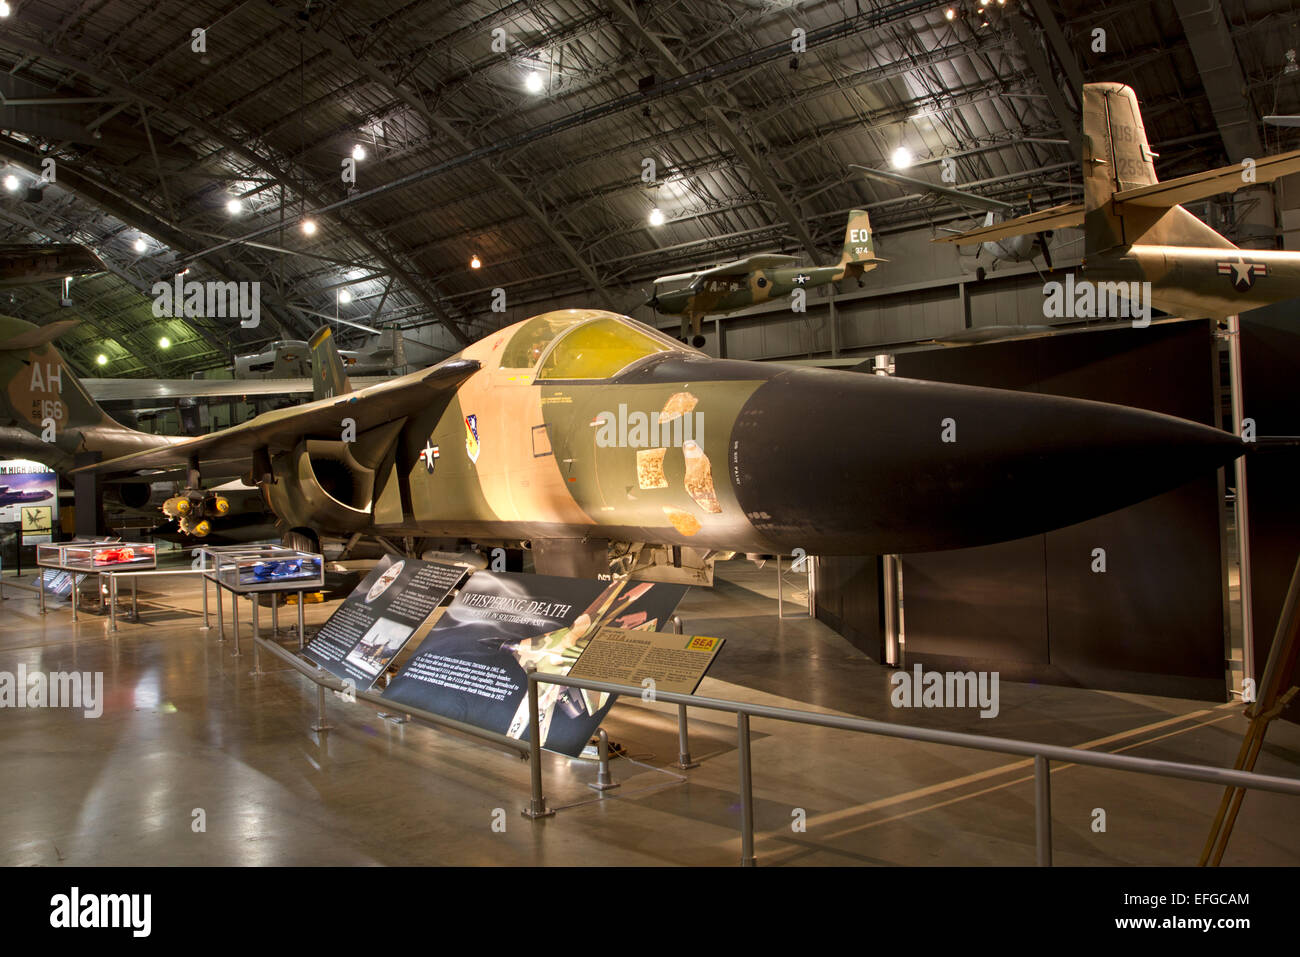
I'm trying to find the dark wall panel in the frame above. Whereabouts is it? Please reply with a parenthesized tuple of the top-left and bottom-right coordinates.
(825, 320, 1229, 699)
(814, 555, 881, 660)
(1240, 304, 1300, 718)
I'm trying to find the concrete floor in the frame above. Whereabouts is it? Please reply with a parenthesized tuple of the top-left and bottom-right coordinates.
(1, 557, 1297, 867)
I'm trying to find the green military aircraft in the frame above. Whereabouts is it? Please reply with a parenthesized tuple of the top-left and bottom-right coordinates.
(10, 307, 1241, 583)
(935, 82, 1300, 319)
(648, 209, 883, 346)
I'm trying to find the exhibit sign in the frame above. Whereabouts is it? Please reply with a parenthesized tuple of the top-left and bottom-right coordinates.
(303, 556, 467, 690)
(381, 573, 688, 756)
(0, 460, 57, 543)
(566, 627, 724, 695)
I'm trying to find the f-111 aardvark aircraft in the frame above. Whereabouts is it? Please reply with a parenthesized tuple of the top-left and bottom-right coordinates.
(30, 307, 1246, 582)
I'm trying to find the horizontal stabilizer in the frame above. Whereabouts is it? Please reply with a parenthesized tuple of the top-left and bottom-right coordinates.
(851, 164, 1017, 213)
(932, 203, 1084, 245)
(0, 318, 80, 351)
(1111, 149, 1300, 209)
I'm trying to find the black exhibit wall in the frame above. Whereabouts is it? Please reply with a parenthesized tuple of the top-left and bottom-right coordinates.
(815, 319, 1230, 700)
(813, 554, 881, 659)
(1239, 302, 1300, 719)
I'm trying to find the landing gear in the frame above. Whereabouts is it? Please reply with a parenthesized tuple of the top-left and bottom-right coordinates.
(975, 266, 987, 282)
(691, 334, 706, 348)
(283, 527, 321, 555)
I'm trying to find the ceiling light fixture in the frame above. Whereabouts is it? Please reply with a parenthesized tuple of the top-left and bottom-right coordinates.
(226, 198, 242, 215)
(648, 207, 666, 227)
(302, 219, 317, 235)
(891, 146, 913, 169)
(469, 254, 482, 269)
(524, 71, 544, 94)
(338, 289, 352, 304)
(352, 144, 366, 161)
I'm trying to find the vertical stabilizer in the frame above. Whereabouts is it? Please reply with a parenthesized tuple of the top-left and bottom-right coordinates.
(1082, 82, 1234, 252)
(309, 325, 353, 400)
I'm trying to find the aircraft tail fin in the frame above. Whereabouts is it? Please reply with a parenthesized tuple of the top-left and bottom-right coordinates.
(309, 325, 353, 400)
(837, 209, 885, 280)
(0, 315, 130, 437)
(1082, 82, 1234, 253)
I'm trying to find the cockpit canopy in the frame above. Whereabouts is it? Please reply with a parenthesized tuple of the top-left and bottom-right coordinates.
(498, 309, 688, 380)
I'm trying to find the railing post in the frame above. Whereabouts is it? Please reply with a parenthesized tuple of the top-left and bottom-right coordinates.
(251, 599, 262, 676)
(201, 555, 209, 629)
(108, 574, 118, 632)
(214, 577, 224, 641)
(230, 588, 242, 657)
(37, 567, 45, 615)
(589, 727, 619, 791)
(738, 711, 756, 867)
(311, 682, 333, 733)
(669, 615, 699, 769)
(1035, 754, 1053, 867)
(297, 591, 305, 649)
(522, 669, 554, 819)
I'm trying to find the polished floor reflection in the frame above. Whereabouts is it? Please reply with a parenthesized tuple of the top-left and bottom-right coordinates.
(1, 559, 1296, 866)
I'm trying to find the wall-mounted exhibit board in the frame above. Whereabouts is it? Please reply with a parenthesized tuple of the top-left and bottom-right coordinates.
(816, 319, 1230, 700)
(303, 556, 468, 690)
(382, 573, 688, 756)
(1239, 301, 1300, 721)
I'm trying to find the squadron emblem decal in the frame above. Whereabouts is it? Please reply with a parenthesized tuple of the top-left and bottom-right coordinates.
(1217, 259, 1267, 292)
(464, 414, 480, 463)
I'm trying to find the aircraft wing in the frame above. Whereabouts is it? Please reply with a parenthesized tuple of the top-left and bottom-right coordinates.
(851, 164, 1018, 212)
(73, 358, 481, 475)
(81, 375, 392, 401)
(1113, 149, 1300, 208)
(931, 203, 1084, 244)
(704, 254, 801, 273)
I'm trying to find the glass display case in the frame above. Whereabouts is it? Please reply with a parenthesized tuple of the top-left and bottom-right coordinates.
(37, 540, 157, 571)
(200, 543, 324, 593)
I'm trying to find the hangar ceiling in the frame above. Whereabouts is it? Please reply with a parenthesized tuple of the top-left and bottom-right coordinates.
(0, 0, 1297, 377)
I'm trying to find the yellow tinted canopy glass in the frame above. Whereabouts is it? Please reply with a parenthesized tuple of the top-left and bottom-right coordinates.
(537, 317, 669, 380)
(499, 312, 589, 369)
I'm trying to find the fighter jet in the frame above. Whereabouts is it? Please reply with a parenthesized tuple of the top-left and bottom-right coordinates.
(934, 82, 1300, 318)
(0, 316, 269, 540)
(648, 209, 883, 347)
(0, 484, 52, 506)
(47, 307, 1244, 581)
(233, 325, 436, 379)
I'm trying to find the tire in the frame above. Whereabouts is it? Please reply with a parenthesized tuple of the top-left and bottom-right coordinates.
(283, 528, 320, 555)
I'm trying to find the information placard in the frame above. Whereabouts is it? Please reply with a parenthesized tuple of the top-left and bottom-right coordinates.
(303, 556, 466, 690)
(382, 573, 687, 756)
(566, 627, 724, 695)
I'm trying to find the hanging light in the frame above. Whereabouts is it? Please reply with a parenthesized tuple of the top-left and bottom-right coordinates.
(352, 144, 366, 161)
(338, 289, 353, 304)
(301, 219, 317, 235)
(133, 237, 147, 253)
(891, 146, 913, 169)
(226, 198, 242, 215)
(95, 353, 108, 366)
(524, 71, 544, 94)
(648, 207, 666, 227)
(469, 254, 482, 269)
(3, 174, 18, 192)
(158, 336, 171, 349)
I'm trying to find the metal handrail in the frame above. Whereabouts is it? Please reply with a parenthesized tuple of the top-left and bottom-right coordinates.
(524, 669, 1300, 866)
(251, 634, 529, 759)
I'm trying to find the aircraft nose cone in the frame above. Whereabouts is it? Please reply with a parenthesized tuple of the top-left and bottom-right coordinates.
(731, 368, 1243, 554)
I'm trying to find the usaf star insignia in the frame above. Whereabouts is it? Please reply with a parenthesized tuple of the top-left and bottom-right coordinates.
(1217, 259, 1267, 292)
(419, 440, 440, 473)
(792, 273, 811, 285)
